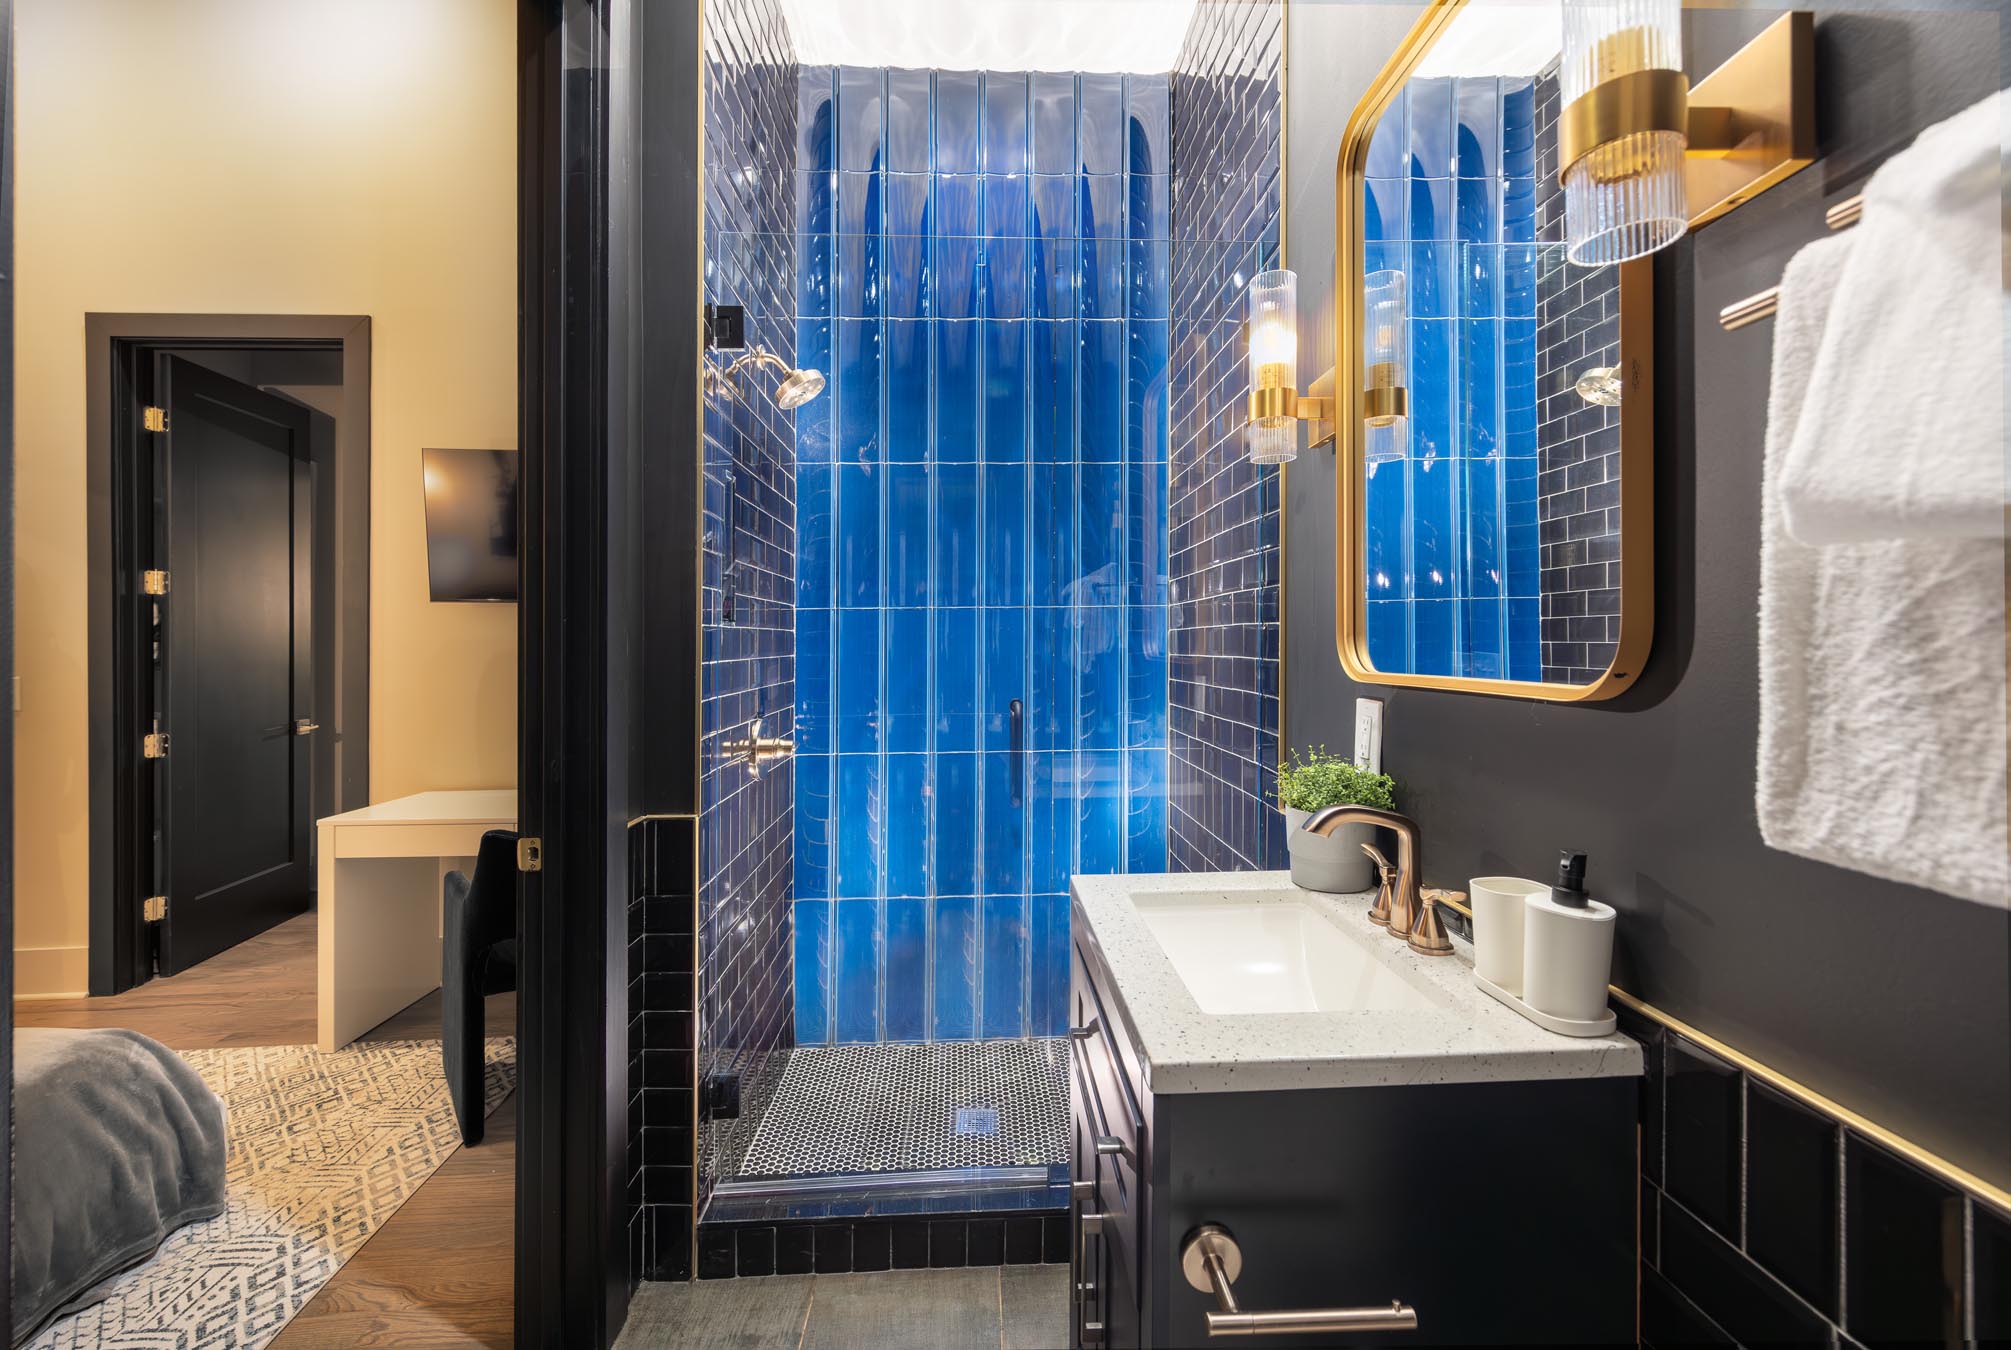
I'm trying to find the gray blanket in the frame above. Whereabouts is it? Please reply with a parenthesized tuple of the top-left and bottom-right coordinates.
(12, 1028, 228, 1346)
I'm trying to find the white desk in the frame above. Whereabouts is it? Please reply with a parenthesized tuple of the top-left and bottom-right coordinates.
(316, 789, 517, 1051)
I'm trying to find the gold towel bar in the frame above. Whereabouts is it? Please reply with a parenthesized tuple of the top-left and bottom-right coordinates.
(1717, 193, 1865, 330)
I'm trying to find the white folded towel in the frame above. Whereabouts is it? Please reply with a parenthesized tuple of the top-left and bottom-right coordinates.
(1757, 228, 2008, 909)
(1777, 91, 2006, 547)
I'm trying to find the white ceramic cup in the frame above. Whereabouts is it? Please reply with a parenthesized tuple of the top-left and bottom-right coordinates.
(1468, 876, 1550, 996)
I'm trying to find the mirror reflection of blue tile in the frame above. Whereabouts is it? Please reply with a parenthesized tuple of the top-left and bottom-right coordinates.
(794, 67, 1172, 1045)
(1363, 75, 1543, 682)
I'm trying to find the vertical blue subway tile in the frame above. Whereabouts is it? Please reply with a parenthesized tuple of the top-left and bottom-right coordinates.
(982, 71, 1029, 173)
(796, 463, 832, 609)
(1077, 462, 1124, 603)
(798, 168, 837, 235)
(979, 895, 1028, 1038)
(1029, 893, 1070, 1037)
(796, 605, 833, 755)
(982, 463, 1028, 607)
(1075, 607, 1124, 751)
(1128, 172, 1169, 243)
(1367, 599, 1410, 673)
(1461, 599, 1505, 681)
(1030, 72, 1076, 174)
(1411, 241, 1455, 319)
(1078, 173, 1123, 240)
(983, 320, 1028, 460)
(835, 607, 882, 753)
(934, 234, 979, 319)
(1078, 321, 1124, 461)
(1462, 317, 1501, 459)
(933, 607, 980, 752)
(1413, 598, 1456, 677)
(1031, 321, 1075, 463)
(838, 172, 882, 316)
(983, 173, 1029, 239)
(932, 895, 978, 1039)
(982, 237, 1030, 321)
(1456, 170, 1499, 246)
(882, 897, 929, 1041)
(836, 462, 882, 606)
(793, 899, 832, 1044)
(934, 171, 979, 235)
(1509, 597, 1541, 682)
(1461, 455, 1503, 599)
(795, 754, 832, 899)
(934, 70, 980, 173)
(1365, 458, 1407, 600)
(1028, 606, 1074, 750)
(933, 752, 981, 898)
(1363, 176, 1404, 246)
(1029, 751, 1076, 892)
(838, 66, 884, 172)
(1462, 240, 1502, 320)
(1367, 89, 1406, 178)
(1407, 76, 1454, 179)
(1127, 239, 1169, 319)
(1411, 319, 1454, 462)
(981, 754, 1027, 895)
(885, 69, 930, 172)
(796, 319, 833, 464)
(982, 606, 1027, 748)
(1126, 457, 1168, 608)
(1031, 463, 1079, 607)
(835, 318, 880, 463)
(1455, 77, 1500, 179)
(884, 170, 931, 235)
(885, 319, 930, 460)
(886, 464, 930, 606)
(885, 755, 930, 897)
(1032, 239, 1076, 319)
(1125, 747, 1167, 873)
(884, 607, 930, 753)
(1078, 73, 1124, 174)
(934, 319, 978, 460)
(1409, 453, 1455, 599)
(1409, 174, 1452, 243)
(833, 898, 883, 1042)
(834, 754, 883, 898)
(799, 66, 836, 172)
(883, 191, 929, 322)
(799, 229, 834, 320)
(933, 462, 980, 607)
(1124, 73, 1170, 176)
(1076, 748, 1123, 876)
(1030, 175, 1075, 240)
(1125, 606, 1167, 746)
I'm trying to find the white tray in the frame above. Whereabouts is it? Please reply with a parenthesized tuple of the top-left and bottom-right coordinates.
(1473, 971, 1618, 1038)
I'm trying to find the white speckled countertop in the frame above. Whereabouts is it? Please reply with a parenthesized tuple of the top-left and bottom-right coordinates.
(1070, 870, 1642, 1094)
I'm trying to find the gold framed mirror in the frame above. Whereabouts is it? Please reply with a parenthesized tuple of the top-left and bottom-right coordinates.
(1333, 0, 1654, 701)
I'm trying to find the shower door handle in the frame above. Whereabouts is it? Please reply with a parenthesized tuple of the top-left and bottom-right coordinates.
(1008, 699, 1024, 808)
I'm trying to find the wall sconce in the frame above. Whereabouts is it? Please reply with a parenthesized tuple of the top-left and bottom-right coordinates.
(1559, 3, 1813, 265)
(1361, 269, 1409, 468)
(1244, 269, 1333, 465)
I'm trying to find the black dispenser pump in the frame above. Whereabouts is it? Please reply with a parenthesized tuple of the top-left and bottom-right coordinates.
(1552, 850, 1589, 908)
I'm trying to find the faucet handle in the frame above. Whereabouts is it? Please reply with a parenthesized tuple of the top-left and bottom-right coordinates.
(1361, 842, 1396, 927)
(1406, 891, 1456, 957)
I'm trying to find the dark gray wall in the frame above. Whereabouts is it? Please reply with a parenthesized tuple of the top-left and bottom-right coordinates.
(1286, 3, 2010, 1189)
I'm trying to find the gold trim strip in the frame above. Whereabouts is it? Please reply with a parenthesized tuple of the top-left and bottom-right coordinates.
(1428, 892, 2009, 1215)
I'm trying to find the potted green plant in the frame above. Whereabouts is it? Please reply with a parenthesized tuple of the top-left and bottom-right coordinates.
(1277, 748, 1398, 893)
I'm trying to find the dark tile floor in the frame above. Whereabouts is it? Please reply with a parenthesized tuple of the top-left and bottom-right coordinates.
(616, 1266, 1067, 1350)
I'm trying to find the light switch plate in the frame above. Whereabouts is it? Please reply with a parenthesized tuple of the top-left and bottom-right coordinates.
(1354, 698, 1384, 774)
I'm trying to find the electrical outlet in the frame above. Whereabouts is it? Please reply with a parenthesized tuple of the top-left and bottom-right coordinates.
(1353, 698, 1384, 774)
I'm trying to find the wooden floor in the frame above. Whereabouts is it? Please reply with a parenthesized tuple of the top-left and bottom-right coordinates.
(17, 912, 516, 1349)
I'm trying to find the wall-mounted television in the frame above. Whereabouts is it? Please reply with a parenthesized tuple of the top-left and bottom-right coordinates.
(422, 447, 519, 602)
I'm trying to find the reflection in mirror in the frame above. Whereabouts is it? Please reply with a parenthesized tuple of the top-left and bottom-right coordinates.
(1356, 0, 1630, 687)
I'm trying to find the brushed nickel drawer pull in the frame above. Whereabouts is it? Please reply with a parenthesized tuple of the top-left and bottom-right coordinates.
(1094, 1134, 1127, 1158)
(1068, 1022, 1098, 1041)
(1180, 1224, 1418, 1338)
(1080, 1212, 1113, 1237)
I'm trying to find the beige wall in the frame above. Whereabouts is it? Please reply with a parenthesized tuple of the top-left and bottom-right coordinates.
(15, 0, 519, 994)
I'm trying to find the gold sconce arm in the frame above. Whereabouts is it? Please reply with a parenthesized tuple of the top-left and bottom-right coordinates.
(1247, 363, 1336, 425)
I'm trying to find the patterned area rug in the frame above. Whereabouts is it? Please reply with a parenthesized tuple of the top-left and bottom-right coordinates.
(31, 1037, 515, 1350)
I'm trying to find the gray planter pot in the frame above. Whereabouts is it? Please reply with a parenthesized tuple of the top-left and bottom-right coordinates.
(1282, 807, 1377, 893)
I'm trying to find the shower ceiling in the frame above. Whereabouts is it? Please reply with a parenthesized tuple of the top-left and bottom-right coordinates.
(775, 0, 1197, 72)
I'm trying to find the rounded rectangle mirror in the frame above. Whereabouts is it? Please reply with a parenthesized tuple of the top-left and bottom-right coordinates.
(1334, 0, 1653, 701)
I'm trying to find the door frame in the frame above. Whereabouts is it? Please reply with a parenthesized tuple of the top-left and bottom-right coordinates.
(83, 314, 371, 995)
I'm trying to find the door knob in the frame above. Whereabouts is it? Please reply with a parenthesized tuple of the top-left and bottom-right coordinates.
(294, 719, 320, 735)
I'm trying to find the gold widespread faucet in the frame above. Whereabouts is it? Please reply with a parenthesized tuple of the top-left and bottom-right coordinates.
(1302, 805, 1453, 956)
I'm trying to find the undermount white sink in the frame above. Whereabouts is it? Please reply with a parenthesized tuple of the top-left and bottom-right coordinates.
(1133, 891, 1441, 1015)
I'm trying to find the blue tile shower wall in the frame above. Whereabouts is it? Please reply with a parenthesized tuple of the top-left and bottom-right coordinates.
(697, 0, 799, 1220)
(793, 67, 1171, 1044)
(1167, 0, 1285, 873)
(1361, 74, 1543, 682)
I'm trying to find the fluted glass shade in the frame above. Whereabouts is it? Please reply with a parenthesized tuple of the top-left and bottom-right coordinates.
(1560, 0, 1687, 266)
(1245, 268, 1299, 464)
(1362, 268, 1409, 467)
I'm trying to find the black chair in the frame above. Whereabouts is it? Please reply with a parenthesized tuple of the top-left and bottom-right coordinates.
(443, 828, 519, 1146)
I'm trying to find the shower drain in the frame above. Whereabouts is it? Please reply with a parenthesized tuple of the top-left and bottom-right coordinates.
(736, 1039, 1069, 1176)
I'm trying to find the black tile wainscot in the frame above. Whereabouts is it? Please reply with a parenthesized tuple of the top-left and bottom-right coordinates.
(696, 1213, 1070, 1280)
(629, 816, 698, 1284)
(1619, 1004, 2011, 1349)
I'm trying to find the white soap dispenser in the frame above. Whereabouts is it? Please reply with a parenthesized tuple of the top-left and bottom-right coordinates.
(1522, 850, 1617, 1023)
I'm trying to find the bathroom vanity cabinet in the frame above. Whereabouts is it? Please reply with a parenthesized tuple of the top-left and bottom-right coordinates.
(1067, 876, 1641, 1348)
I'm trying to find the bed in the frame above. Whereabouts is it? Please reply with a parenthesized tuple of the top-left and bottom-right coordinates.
(11, 1027, 229, 1346)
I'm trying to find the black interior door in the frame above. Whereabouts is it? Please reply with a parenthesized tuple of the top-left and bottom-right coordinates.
(155, 355, 314, 975)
